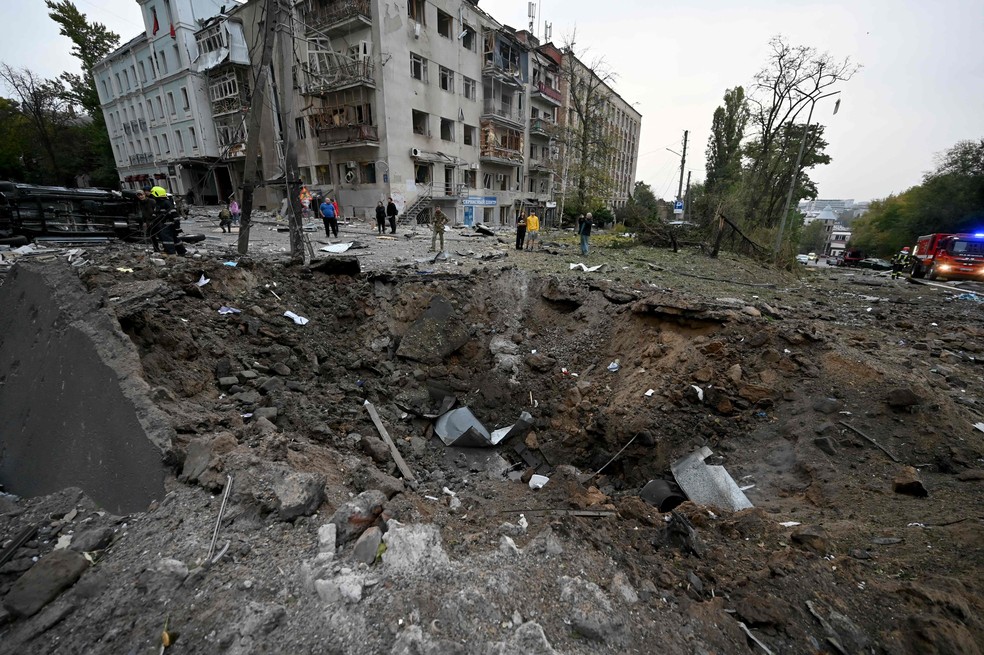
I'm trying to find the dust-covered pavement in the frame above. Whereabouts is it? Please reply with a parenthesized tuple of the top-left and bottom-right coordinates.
(1, 222, 983, 654)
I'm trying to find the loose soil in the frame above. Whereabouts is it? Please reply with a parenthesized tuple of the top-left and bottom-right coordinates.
(1, 218, 983, 654)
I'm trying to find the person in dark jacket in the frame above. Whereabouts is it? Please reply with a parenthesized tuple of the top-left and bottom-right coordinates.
(386, 198, 398, 234)
(515, 213, 527, 250)
(578, 212, 593, 255)
(137, 187, 157, 249)
(375, 201, 387, 234)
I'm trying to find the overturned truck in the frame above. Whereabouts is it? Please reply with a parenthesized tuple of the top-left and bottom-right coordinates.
(0, 181, 143, 244)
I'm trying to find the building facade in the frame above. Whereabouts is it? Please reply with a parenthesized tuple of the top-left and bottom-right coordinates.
(94, 0, 642, 225)
(93, 0, 238, 202)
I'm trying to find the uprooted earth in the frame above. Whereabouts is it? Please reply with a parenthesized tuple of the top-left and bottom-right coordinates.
(1, 226, 983, 655)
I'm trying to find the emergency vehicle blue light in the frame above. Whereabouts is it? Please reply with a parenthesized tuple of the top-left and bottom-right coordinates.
(975, 233, 984, 238)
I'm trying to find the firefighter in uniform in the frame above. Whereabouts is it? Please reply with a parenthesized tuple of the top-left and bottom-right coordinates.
(891, 246, 911, 279)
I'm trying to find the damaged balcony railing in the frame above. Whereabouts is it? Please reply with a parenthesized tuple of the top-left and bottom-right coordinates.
(305, 59, 375, 93)
(480, 144, 523, 164)
(482, 100, 520, 123)
(304, 0, 371, 32)
(534, 81, 562, 103)
(315, 124, 378, 148)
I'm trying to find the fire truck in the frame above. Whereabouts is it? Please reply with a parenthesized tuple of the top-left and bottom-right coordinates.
(910, 232, 984, 280)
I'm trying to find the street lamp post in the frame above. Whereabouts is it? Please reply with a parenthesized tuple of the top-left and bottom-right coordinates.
(773, 90, 841, 256)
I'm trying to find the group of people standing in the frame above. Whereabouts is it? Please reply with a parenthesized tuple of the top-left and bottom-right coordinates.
(374, 198, 399, 235)
(515, 211, 593, 255)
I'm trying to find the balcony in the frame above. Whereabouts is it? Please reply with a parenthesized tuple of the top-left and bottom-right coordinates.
(480, 144, 523, 167)
(529, 119, 555, 138)
(533, 81, 562, 106)
(304, 0, 371, 38)
(529, 158, 552, 172)
(316, 123, 379, 149)
(443, 182, 468, 197)
(482, 54, 524, 88)
(129, 153, 154, 165)
(481, 100, 523, 129)
(303, 60, 375, 95)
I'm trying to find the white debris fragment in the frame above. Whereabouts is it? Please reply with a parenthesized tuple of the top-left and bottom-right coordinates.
(779, 521, 801, 527)
(284, 311, 309, 325)
(529, 475, 549, 490)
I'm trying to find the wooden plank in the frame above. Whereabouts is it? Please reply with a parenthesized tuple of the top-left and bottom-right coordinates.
(363, 400, 416, 482)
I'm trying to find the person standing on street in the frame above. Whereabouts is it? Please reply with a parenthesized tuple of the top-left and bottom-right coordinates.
(892, 246, 911, 280)
(386, 197, 398, 234)
(430, 208, 449, 252)
(320, 197, 338, 237)
(229, 197, 241, 226)
(515, 213, 527, 250)
(137, 187, 157, 249)
(218, 204, 233, 233)
(524, 210, 540, 251)
(375, 201, 387, 234)
(578, 212, 593, 255)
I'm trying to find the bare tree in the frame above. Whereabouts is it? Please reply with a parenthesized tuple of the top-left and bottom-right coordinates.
(743, 36, 860, 227)
(558, 32, 619, 215)
(0, 65, 71, 182)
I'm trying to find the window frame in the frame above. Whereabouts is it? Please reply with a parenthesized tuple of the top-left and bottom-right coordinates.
(439, 66, 454, 93)
(410, 53, 427, 82)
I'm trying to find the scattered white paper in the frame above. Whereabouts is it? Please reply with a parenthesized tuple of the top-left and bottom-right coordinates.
(218, 306, 242, 315)
(223, 261, 238, 267)
(569, 262, 603, 272)
(779, 521, 801, 527)
(974, 422, 984, 434)
(529, 474, 549, 490)
(196, 274, 210, 287)
(691, 385, 704, 402)
(645, 389, 655, 397)
(284, 311, 309, 325)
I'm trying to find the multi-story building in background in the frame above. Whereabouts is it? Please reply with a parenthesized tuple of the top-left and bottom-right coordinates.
(93, 0, 642, 226)
(92, 0, 238, 203)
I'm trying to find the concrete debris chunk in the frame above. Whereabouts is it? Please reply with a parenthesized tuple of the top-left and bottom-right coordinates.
(3, 549, 89, 618)
(670, 446, 753, 511)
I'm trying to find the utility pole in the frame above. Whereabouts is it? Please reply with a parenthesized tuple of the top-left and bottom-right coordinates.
(274, 0, 305, 260)
(682, 170, 691, 221)
(237, 0, 277, 255)
(676, 130, 688, 201)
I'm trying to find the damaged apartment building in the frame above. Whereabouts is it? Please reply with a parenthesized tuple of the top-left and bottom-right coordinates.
(93, 0, 641, 225)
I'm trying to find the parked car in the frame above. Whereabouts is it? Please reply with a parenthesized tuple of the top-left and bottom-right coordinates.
(795, 254, 811, 264)
(826, 255, 844, 266)
(857, 258, 893, 271)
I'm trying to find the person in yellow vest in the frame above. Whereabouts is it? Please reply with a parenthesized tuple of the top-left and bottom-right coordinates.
(524, 211, 540, 251)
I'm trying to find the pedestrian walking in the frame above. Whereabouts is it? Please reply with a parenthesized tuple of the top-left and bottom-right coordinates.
(229, 197, 241, 226)
(430, 208, 448, 252)
(386, 197, 398, 234)
(375, 201, 387, 234)
(578, 212, 593, 255)
(515, 213, 527, 250)
(524, 211, 540, 251)
(320, 197, 338, 237)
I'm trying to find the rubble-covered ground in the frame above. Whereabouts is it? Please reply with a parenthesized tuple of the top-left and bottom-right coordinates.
(1, 214, 983, 654)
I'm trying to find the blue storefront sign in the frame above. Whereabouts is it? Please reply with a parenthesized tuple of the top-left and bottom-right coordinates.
(463, 196, 497, 207)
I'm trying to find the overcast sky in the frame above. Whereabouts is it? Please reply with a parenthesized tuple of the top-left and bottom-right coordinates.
(2, 0, 981, 201)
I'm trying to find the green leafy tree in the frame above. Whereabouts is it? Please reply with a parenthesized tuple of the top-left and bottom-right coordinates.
(0, 97, 34, 181)
(705, 87, 748, 196)
(45, 0, 119, 116)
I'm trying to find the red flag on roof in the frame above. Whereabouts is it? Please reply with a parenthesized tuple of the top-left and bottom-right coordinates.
(152, 8, 159, 35)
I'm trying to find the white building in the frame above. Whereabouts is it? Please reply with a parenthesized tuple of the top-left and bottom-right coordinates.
(92, 0, 240, 202)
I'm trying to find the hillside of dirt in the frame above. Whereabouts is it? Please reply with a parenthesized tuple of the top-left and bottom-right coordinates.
(1, 224, 983, 654)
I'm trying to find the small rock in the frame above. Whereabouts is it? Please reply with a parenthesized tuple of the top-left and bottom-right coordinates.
(315, 575, 363, 604)
(253, 407, 279, 421)
(218, 376, 240, 388)
(273, 472, 326, 520)
(812, 398, 843, 414)
(272, 362, 291, 376)
(871, 536, 903, 546)
(885, 387, 922, 411)
(352, 527, 382, 565)
(791, 525, 830, 553)
(329, 490, 387, 544)
(360, 435, 390, 464)
(259, 377, 285, 394)
(318, 524, 337, 554)
(69, 527, 114, 553)
(3, 549, 88, 618)
(381, 521, 449, 573)
(240, 370, 259, 380)
(956, 469, 984, 482)
(499, 535, 520, 556)
(154, 558, 189, 582)
(893, 467, 928, 497)
(814, 436, 838, 456)
(612, 572, 639, 604)
(726, 364, 743, 383)
(742, 306, 761, 317)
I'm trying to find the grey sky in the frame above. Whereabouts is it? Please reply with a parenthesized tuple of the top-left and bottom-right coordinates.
(2, 0, 981, 201)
